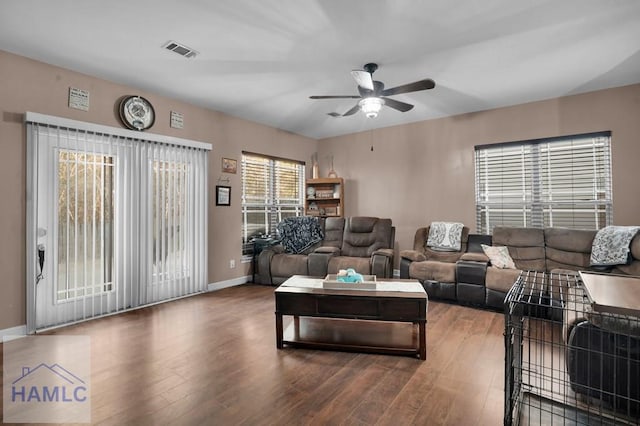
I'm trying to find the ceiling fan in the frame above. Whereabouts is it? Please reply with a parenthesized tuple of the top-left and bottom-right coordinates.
(310, 63, 435, 118)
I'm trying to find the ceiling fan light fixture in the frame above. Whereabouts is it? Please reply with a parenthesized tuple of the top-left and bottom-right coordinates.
(359, 97, 385, 118)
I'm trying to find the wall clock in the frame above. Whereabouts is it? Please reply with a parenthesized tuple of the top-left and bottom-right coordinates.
(118, 95, 155, 131)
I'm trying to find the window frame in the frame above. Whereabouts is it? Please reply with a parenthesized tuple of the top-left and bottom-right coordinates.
(474, 131, 613, 234)
(241, 151, 305, 258)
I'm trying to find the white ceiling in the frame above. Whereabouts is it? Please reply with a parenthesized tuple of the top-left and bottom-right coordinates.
(2, 0, 640, 140)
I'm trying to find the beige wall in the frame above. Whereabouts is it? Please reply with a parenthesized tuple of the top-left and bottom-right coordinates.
(0, 50, 316, 330)
(318, 84, 640, 262)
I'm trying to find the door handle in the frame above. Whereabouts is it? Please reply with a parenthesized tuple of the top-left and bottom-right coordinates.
(36, 244, 45, 284)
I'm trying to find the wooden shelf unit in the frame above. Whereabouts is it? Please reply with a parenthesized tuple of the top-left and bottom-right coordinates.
(305, 178, 344, 217)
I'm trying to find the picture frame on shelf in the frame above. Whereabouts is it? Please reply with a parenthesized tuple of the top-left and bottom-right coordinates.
(222, 157, 237, 174)
(216, 185, 231, 206)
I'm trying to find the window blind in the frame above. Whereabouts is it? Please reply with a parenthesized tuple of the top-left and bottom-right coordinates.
(475, 132, 612, 234)
(241, 152, 304, 256)
(26, 113, 210, 332)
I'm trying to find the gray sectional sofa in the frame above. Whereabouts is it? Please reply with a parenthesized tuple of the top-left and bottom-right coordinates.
(258, 216, 395, 285)
(400, 226, 640, 310)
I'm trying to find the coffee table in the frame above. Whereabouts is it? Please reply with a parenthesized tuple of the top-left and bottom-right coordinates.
(274, 275, 428, 359)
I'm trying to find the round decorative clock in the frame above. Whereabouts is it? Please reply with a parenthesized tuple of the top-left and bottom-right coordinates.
(118, 95, 155, 131)
(306, 186, 316, 198)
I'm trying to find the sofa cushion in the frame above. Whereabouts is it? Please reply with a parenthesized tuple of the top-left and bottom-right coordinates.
(341, 217, 393, 257)
(400, 249, 426, 262)
(424, 247, 465, 263)
(409, 260, 456, 283)
(460, 252, 489, 262)
(612, 262, 640, 276)
(327, 256, 371, 275)
(545, 228, 596, 253)
(493, 227, 544, 246)
(492, 227, 546, 271)
(322, 217, 345, 248)
(485, 267, 522, 293)
(632, 234, 640, 259)
(546, 247, 592, 272)
(271, 254, 309, 277)
(543, 220, 595, 273)
(348, 216, 378, 233)
(613, 233, 640, 275)
(481, 245, 516, 269)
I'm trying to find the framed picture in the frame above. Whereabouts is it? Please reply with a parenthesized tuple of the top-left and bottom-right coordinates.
(222, 157, 237, 174)
(216, 185, 231, 206)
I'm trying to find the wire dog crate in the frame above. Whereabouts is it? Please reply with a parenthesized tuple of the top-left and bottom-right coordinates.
(505, 271, 640, 425)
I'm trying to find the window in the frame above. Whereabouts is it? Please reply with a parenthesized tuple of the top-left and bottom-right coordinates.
(241, 152, 305, 257)
(475, 131, 612, 234)
(57, 151, 114, 300)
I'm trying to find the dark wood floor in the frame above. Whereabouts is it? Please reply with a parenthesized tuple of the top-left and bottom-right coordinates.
(1, 284, 505, 425)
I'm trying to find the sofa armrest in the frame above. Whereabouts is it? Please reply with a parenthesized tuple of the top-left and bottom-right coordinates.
(371, 250, 394, 278)
(456, 259, 488, 286)
(460, 252, 489, 262)
(399, 257, 412, 279)
(308, 249, 339, 277)
(314, 246, 341, 255)
(372, 248, 393, 258)
(400, 249, 426, 262)
(257, 245, 284, 284)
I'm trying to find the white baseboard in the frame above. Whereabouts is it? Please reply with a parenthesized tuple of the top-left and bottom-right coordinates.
(207, 275, 250, 292)
(1, 324, 27, 342)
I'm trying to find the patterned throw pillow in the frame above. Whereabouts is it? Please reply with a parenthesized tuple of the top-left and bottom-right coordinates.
(481, 244, 516, 269)
(426, 222, 464, 251)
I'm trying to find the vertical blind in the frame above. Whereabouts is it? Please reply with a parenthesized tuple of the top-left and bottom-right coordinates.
(475, 131, 612, 234)
(26, 113, 210, 332)
(241, 152, 304, 256)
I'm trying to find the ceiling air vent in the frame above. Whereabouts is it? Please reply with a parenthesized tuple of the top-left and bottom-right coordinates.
(162, 40, 198, 58)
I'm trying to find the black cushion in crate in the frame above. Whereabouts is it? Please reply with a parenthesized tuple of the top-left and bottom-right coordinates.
(567, 321, 639, 417)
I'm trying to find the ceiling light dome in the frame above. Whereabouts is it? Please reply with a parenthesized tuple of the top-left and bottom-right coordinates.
(359, 97, 385, 118)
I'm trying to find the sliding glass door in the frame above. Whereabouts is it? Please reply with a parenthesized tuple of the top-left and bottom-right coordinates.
(27, 114, 209, 332)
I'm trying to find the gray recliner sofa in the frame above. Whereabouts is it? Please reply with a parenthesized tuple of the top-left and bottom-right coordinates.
(400, 225, 640, 310)
(258, 216, 395, 285)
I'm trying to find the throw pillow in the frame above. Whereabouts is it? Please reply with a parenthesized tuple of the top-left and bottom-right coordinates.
(426, 222, 464, 251)
(481, 244, 516, 269)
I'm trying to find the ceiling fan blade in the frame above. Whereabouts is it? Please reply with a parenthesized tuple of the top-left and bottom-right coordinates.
(351, 70, 374, 91)
(342, 104, 361, 116)
(381, 79, 435, 96)
(381, 97, 414, 112)
(310, 95, 361, 99)
(327, 112, 341, 117)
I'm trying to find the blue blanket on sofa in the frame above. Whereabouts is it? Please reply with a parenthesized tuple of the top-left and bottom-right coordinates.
(276, 216, 324, 254)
